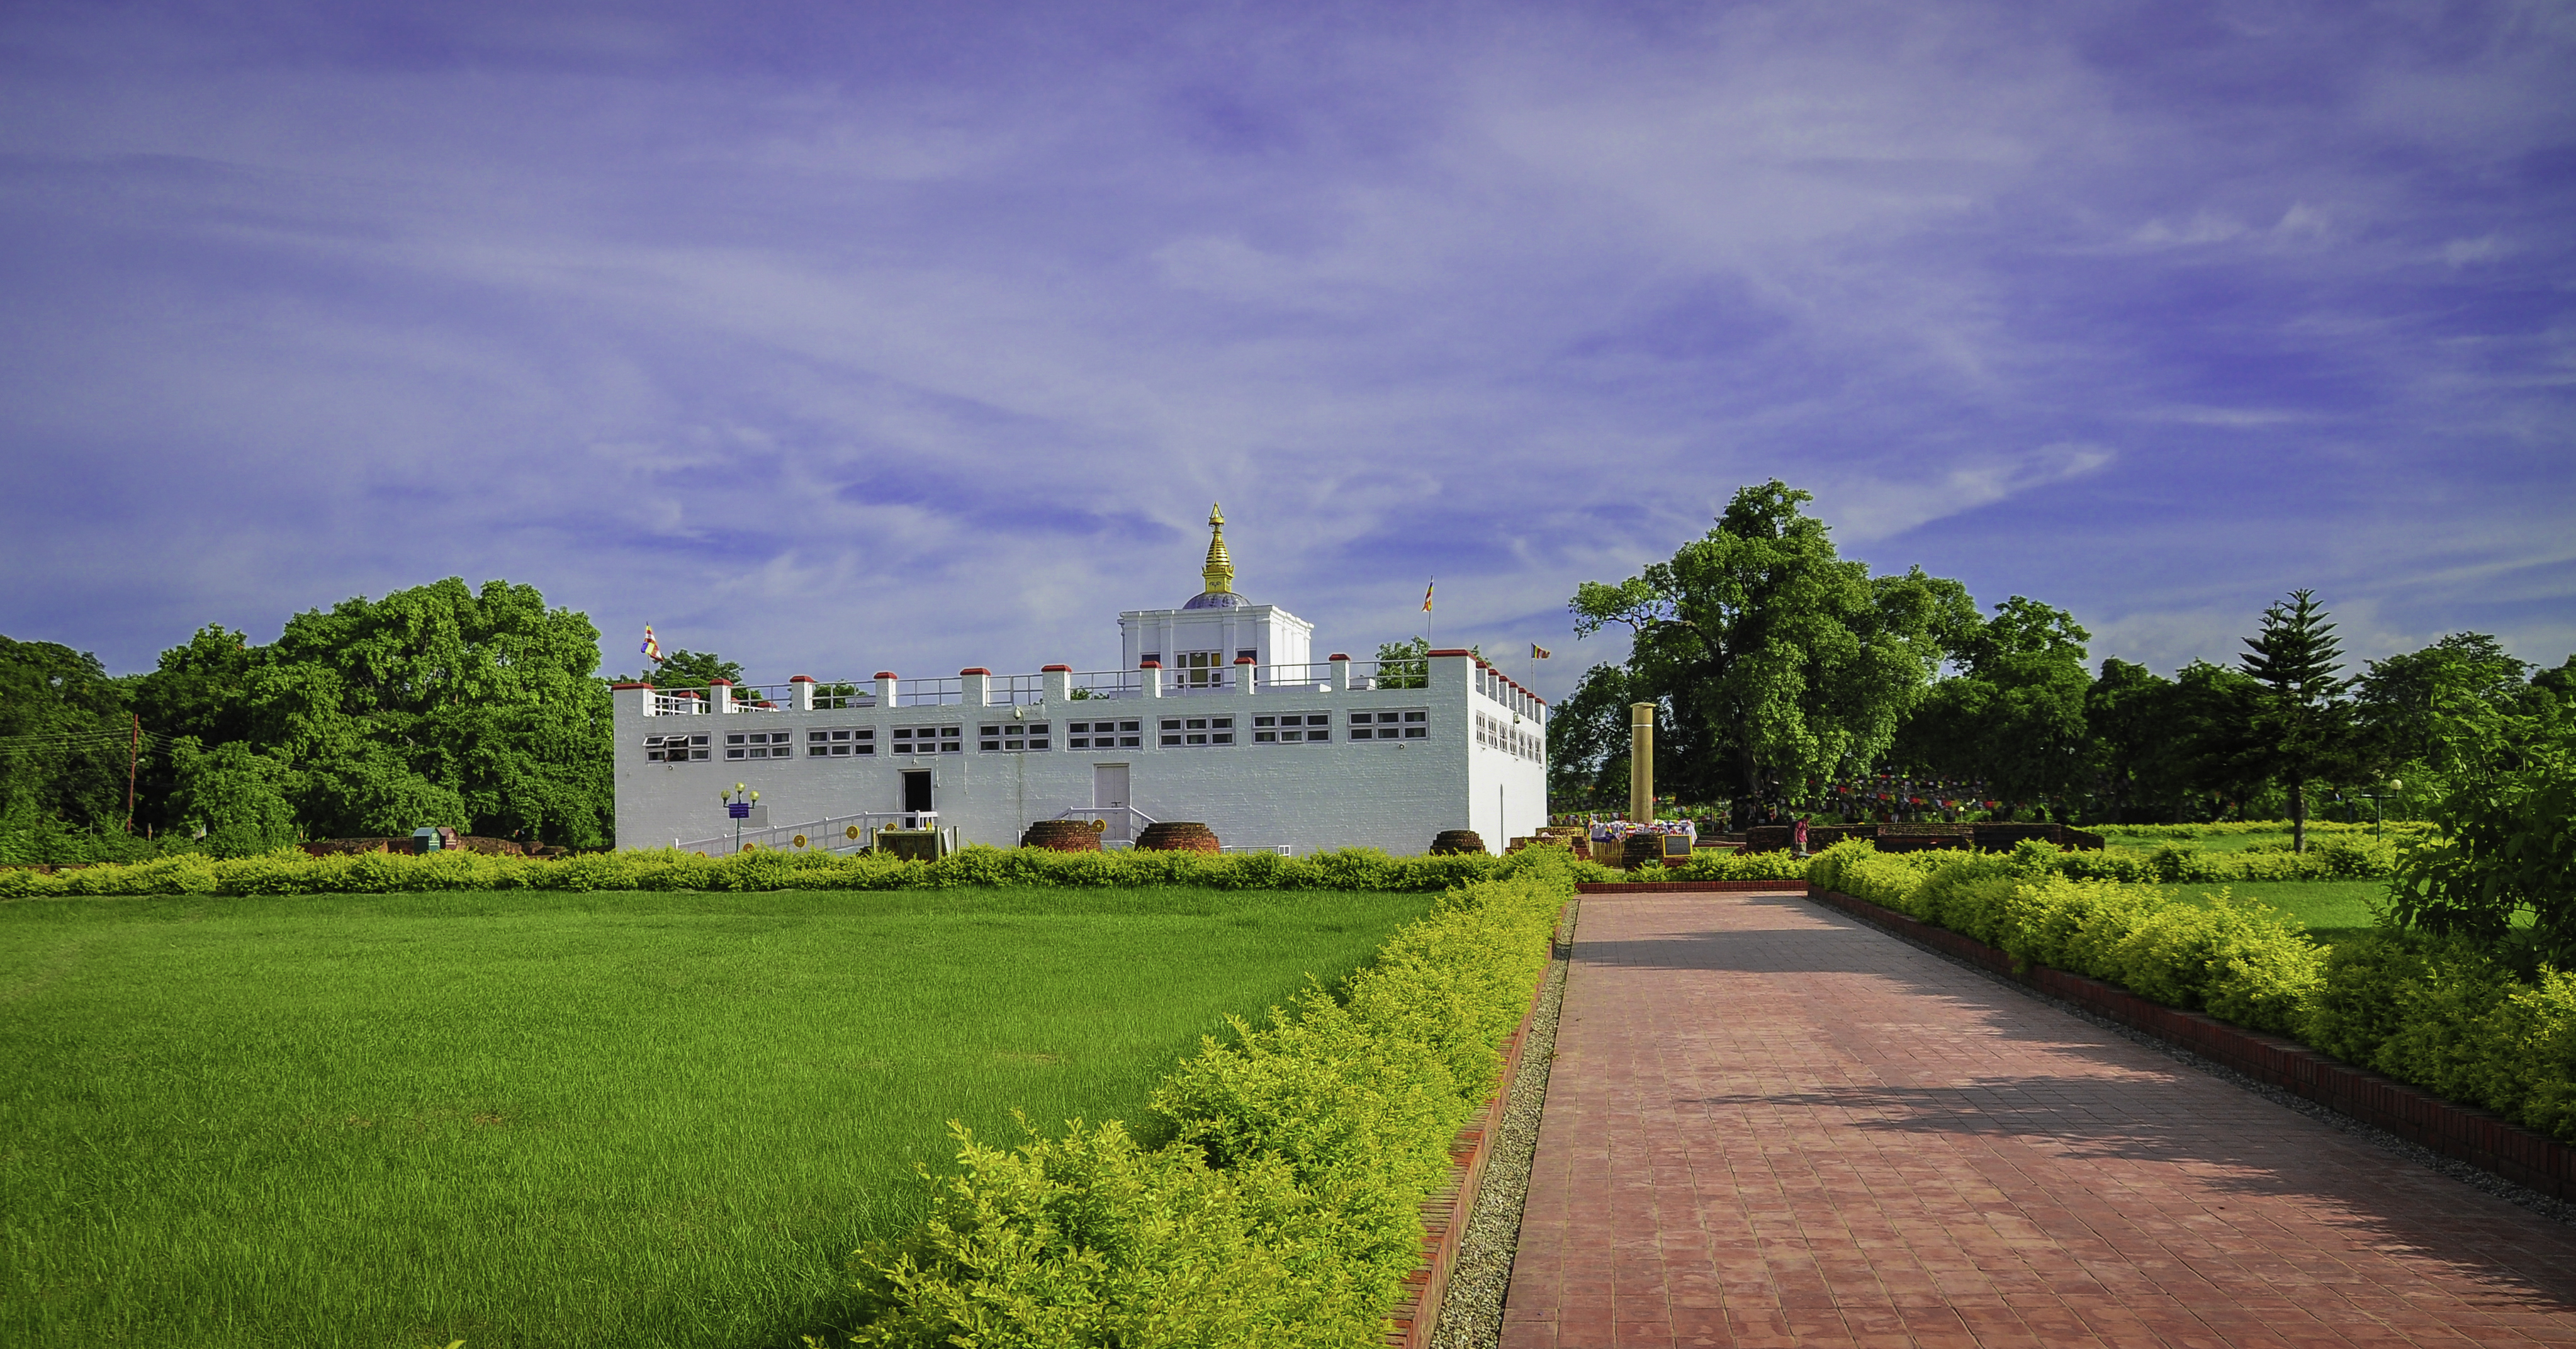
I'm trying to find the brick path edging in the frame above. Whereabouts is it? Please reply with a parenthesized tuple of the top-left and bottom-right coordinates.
(1803, 884, 2576, 1204)
(1381, 902, 1565, 1349)
(1574, 879, 1805, 894)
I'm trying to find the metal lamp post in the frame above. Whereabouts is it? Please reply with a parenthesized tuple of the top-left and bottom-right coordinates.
(722, 783, 759, 853)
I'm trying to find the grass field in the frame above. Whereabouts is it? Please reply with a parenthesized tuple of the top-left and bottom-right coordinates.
(0, 885, 1436, 1349)
(2178, 878, 2389, 945)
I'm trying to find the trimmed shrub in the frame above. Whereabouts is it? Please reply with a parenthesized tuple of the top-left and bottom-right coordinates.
(1808, 842, 2322, 1035)
(836, 855, 1572, 1346)
(0, 842, 1582, 900)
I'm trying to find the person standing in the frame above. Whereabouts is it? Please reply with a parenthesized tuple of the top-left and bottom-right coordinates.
(1793, 815, 1810, 857)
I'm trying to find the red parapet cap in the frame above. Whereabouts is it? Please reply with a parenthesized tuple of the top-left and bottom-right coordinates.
(790, 674, 815, 683)
(1328, 653, 1350, 662)
(1140, 659, 1162, 669)
(960, 667, 992, 676)
(874, 672, 898, 681)
(610, 682, 652, 691)
(1041, 663, 1072, 672)
(1234, 654, 1257, 664)
(1427, 648, 1473, 658)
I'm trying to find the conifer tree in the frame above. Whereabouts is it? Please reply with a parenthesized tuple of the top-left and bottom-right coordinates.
(2239, 588, 2353, 852)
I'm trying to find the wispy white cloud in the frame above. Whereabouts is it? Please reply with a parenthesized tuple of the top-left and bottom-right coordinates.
(0, 0, 2568, 693)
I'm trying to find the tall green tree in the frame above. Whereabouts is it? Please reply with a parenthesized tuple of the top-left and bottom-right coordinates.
(167, 737, 303, 857)
(0, 634, 137, 842)
(2238, 589, 2354, 852)
(138, 578, 616, 847)
(2351, 633, 2531, 782)
(2084, 659, 2188, 821)
(1544, 663, 1652, 806)
(1570, 481, 1976, 823)
(1893, 597, 2093, 808)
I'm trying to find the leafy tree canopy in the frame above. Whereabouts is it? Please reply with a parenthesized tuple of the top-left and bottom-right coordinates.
(0, 633, 136, 834)
(1569, 480, 1974, 820)
(1892, 597, 2092, 804)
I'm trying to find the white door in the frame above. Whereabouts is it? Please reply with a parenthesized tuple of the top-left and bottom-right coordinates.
(1093, 763, 1131, 841)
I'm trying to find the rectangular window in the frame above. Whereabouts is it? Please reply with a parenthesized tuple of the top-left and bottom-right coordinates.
(1251, 713, 1333, 744)
(1175, 651, 1224, 689)
(725, 730, 794, 760)
(1350, 709, 1429, 741)
(1159, 716, 1235, 747)
(646, 733, 709, 762)
(806, 728, 875, 757)
(980, 721, 1052, 752)
(1066, 720, 1144, 750)
(891, 726, 962, 755)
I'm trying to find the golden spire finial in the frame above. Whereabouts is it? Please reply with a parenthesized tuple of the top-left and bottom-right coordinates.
(1201, 502, 1235, 595)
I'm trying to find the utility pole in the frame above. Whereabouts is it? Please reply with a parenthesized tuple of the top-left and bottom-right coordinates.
(124, 713, 139, 833)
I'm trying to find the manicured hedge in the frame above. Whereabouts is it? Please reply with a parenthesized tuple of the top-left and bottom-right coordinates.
(1809, 839, 2576, 1144)
(2052, 834, 2399, 883)
(1808, 840, 2323, 1034)
(0, 843, 1544, 899)
(2096, 820, 2435, 842)
(2303, 933, 2576, 1143)
(835, 849, 1573, 1346)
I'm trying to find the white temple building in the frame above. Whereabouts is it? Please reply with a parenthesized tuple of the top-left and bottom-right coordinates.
(610, 507, 1549, 856)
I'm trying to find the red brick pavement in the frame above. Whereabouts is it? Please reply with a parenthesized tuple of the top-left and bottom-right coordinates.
(1502, 891, 2576, 1349)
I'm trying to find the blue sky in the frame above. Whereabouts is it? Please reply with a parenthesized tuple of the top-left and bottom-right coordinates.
(3, 0, 2569, 699)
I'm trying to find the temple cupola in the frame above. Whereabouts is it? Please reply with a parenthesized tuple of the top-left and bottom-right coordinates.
(1184, 502, 1244, 610)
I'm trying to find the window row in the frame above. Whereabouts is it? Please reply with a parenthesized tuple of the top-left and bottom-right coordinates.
(654, 709, 1432, 764)
(1475, 712, 1541, 761)
(1067, 720, 1144, 748)
(1349, 709, 1429, 740)
(647, 733, 710, 762)
(981, 723, 1050, 752)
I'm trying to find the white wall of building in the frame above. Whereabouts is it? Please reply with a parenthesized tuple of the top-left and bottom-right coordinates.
(612, 652, 1548, 857)
(1117, 604, 1315, 675)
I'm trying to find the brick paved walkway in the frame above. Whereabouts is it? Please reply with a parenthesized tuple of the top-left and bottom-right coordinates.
(1502, 891, 2576, 1348)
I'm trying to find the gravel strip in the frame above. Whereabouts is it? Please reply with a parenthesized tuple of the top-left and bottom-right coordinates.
(1429, 900, 1576, 1349)
(1804, 892, 2576, 1228)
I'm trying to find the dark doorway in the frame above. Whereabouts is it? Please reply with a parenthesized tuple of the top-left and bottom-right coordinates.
(902, 770, 933, 813)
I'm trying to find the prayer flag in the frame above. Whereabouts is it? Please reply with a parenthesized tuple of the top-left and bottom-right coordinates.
(640, 624, 663, 663)
(1531, 643, 1551, 659)
(1421, 577, 1434, 612)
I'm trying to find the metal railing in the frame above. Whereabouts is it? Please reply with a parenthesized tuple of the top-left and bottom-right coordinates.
(809, 682, 875, 710)
(984, 674, 1047, 706)
(1069, 669, 1143, 700)
(897, 676, 963, 706)
(675, 809, 942, 855)
(1050, 804, 1159, 842)
(729, 684, 796, 710)
(653, 691, 711, 715)
(1266, 662, 1336, 684)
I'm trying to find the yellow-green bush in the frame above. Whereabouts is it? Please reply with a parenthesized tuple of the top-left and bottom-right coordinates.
(1807, 841, 2322, 1036)
(2297, 934, 2576, 1143)
(837, 854, 1571, 1346)
(0, 842, 1570, 900)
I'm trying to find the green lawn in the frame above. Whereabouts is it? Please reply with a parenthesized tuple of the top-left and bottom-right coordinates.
(2179, 878, 2388, 945)
(0, 886, 1434, 1349)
